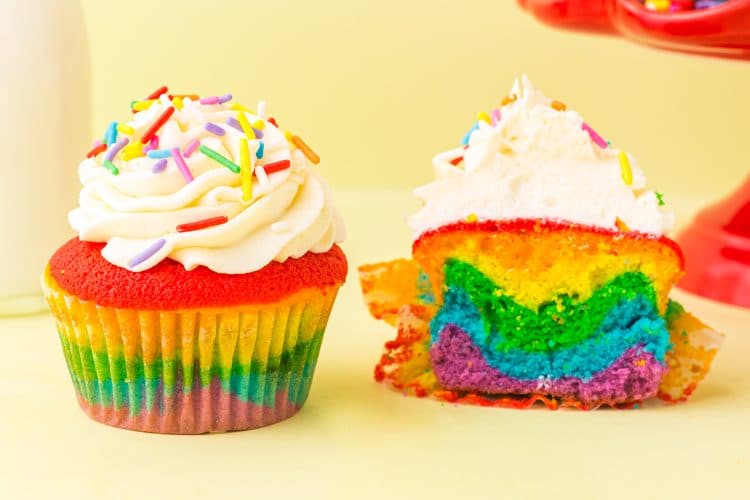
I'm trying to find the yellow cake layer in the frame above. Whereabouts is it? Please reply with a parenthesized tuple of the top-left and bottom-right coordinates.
(412, 221, 684, 313)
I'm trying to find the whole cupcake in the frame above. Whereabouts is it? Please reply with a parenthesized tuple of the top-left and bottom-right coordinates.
(42, 87, 347, 433)
(359, 76, 722, 410)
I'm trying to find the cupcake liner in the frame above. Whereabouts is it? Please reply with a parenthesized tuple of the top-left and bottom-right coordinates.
(43, 269, 339, 433)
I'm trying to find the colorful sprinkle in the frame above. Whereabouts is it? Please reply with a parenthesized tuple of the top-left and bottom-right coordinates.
(169, 94, 200, 101)
(141, 107, 175, 144)
(655, 192, 666, 206)
(128, 238, 166, 269)
(477, 112, 491, 124)
(132, 100, 155, 112)
(231, 103, 252, 113)
(461, 123, 479, 146)
(86, 143, 108, 158)
(200, 94, 231, 105)
(551, 100, 567, 111)
(491, 108, 501, 126)
(252, 119, 265, 130)
(267, 117, 279, 127)
(172, 97, 184, 110)
(449, 156, 463, 166)
(236, 112, 256, 139)
(262, 159, 291, 174)
(116, 123, 135, 135)
(204, 123, 226, 136)
(103, 160, 119, 175)
(252, 127, 264, 139)
(144, 135, 159, 153)
(581, 122, 608, 149)
(198, 145, 240, 173)
(147, 149, 172, 159)
(501, 94, 517, 106)
(104, 121, 118, 145)
(240, 138, 252, 202)
(122, 142, 146, 160)
(466, 213, 478, 223)
(176, 216, 229, 233)
(146, 86, 168, 100)
(183, 139, 200, 158)
(218, 93, 233, 104)
(104, 137, 129, 161)
(619, 151, 633, 185)
(256, 141, 265, 159)
(151, 158, 168, 173)
(289, 135, 320, 164)
(226, 117, 243, 132)
(170, 148, 194, 183)
(257, 101, 267, 118)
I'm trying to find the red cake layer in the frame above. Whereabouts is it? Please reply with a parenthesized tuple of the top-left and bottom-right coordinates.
(49, 238, 347, 310)
(412, 219, 685, 270)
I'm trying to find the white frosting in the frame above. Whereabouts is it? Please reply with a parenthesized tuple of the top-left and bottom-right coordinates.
(408, 76, 674, 239)
(70, 95, 345, 273)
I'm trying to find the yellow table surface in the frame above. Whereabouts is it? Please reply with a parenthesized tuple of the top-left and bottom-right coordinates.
(1, 189, 748, 500)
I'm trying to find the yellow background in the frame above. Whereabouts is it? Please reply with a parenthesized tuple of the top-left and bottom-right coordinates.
(80, 0, 749, 199)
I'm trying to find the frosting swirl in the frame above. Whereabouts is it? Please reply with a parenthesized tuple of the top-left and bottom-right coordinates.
(70, 93, 345, 274)
(408, 76, 674, 238)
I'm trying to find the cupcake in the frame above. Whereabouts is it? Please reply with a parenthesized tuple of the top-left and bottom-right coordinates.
(359, 76, 722, 409)
(42, 87, 347, 433)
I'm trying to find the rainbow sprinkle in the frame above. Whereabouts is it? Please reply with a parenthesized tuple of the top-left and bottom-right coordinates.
(252, 119, 265, 130)
(116, 123, 135, 135)
(256, 141, 265, 159)
(204, 123, 225, 136)
(619, 151, 633, 185)
(240, 138, 253, 202)
(104, 138, 129, 162)
(226, 117, 243, 132)
(582, 122, 608, 149)
(147, 149, 172, 159)
(104, 121, 118, 146)
(198, 145, 240, 173)
(655, 192, 666, 206)
(103, 160, 119, 176)
(170, 148, 194, 183)
(183, 139, 200, 158)
(477, 112, 491, 124)
(236, 113, 256, 140)
(491, 108, 501, 126)
(141, 107, 175, 144)
(86, 143, 107, 158)
(132, 100, 155, 112)
(289, 135, 320, 164)
(146, 86, 168, 100)
(152, 158, 168, 173)
(461, 123, 479, 146)
(176, 216, 228, 233)
(128, 238, 166, 269)
(263, 159, 291, 174)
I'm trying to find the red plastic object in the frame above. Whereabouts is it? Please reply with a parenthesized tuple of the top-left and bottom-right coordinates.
(676, 174, 750, 308)
(518, 0, 750, 60)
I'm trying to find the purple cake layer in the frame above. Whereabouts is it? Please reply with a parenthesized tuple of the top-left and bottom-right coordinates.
(431, 324, 666, 406)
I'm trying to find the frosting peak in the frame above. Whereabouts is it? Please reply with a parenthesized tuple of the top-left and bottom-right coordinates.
(408, 75, 674, 238)
(70, 89, 345, 274)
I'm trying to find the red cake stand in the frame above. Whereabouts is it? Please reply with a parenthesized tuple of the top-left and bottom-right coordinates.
(517, 0, 750, 60)
(519, 0, 750, 307)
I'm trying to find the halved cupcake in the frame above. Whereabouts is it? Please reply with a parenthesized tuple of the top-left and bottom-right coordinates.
(359, 76, 721, 409)
(42, 88, 346, 433)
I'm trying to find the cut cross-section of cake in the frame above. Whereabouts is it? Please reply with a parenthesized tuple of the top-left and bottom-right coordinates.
(359, 76, 723, 409)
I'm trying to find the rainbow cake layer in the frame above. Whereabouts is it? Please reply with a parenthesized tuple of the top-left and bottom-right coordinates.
(360, 220, 723, 409)
(44, 238, 346, 433)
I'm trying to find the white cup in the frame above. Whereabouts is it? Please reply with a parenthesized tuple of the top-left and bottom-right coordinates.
(0, 0, 90, 315)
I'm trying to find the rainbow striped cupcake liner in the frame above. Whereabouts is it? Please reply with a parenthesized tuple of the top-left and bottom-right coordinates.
(42, 269, 339, 433)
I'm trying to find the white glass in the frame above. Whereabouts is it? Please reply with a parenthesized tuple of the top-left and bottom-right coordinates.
(0, 0, 90, 315)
